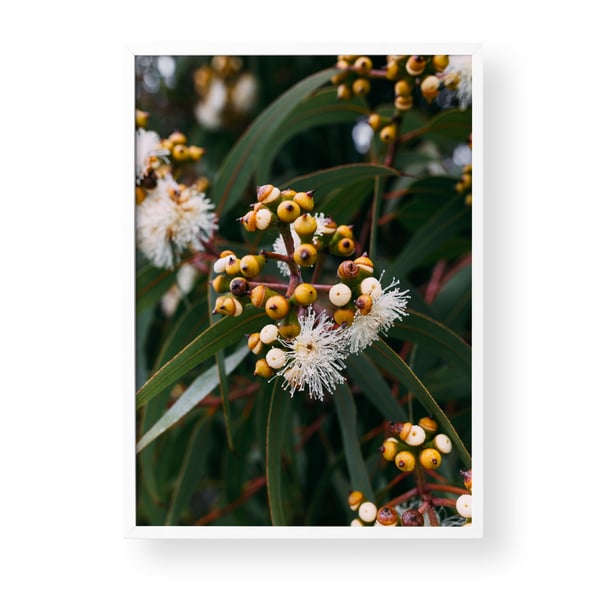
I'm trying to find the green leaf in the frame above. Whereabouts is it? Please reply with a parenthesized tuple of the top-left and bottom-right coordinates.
(388, 310, 471, 374)
(266, 383, 292, 526)
(365, 340, 471, 468)
(136, 343, 249, 453)
(164, 413, 213, 525)
(136, 306, 270, 409)
(213, 68, 337, 216)
(256, 88, 369, 183)
(136, 263, 178, 314)
(421, 108, 472, 143)
(431, 261, 472, 333)
(346, 353, 407, 422)
(332, 383, 375, 501)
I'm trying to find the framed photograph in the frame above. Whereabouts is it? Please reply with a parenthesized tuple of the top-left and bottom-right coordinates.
(126, 45, 482, 538)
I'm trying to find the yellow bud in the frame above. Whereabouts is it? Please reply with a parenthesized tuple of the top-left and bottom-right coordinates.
(293, 214, 318, 237)
(250, 284, 273, 309)
(379, 124, 397, 144)
(135, 186, 146, 205)
(394, 450, 416, 472)
(224, 257, 241, 276)
(265, 295, 290, 320)
(219, 250, 236, 259)
(406, 55, 426, 76)
(292, 283, 318, 306)
(333, 308, 355, 326)
(355, 294, 373, 315)
(280, 188, 296, 201)
(397, 422, 413, 442)
(171, 144, 189, 161)
(354, 56, 372, 75)
(385, 60, 400, 80)
(354, 254, 374, 275)
(432, 55, 449, 72)
(247, 332, 264, 355)
(211, 274, 230, 293)
(256, 184, 281, 205)
(213, 295, 243, 317)
(188, 145, 205, 161)
(278, 322, 301, 339)
(394, 79, 412, 97)
(379, 437, 399, 461)
(421, 75, 440, 103)
(352, 78, 371, 96)
(368, 113, 383, 131)
(394, 95, 413, 111)
(135, 109, 149, 129)
(276, 200, 301, 223)
(239, 254, 265, 278)
(419, 447, 442, 470)
(254, 358, 274, 378)
(418, 416, 438, 434)
(168, 131, 187, 145)
(293, 191, 315, 212)
(332, 237, 355, 257)
(241, 210, 257, 232)
(348, 490, 365, 511)
(465, 194, 472, 206)
(293, 243, 318, 267)
(337, 84, 352, 101)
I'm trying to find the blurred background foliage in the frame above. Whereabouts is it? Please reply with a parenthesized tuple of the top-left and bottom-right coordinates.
(135, 54, 472, 526)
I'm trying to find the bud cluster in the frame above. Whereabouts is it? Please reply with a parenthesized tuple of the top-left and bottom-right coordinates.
(347, 491, 428, 527)
(455, 163, 472, 206)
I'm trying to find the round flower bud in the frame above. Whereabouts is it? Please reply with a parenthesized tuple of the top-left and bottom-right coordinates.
(213, 256, 230, 274)
(277, 200, 302, 223)
(354, 56, 372, 75)
(350, 518, 364, 527)
(259, 323, 279, 345)
(239, 254, 265, 278)
(352, 77, 371, 96)
(266, 347, 286, 370)
(355, 294, 373, 316)
(278, 322, 301, 338)
(168, 131, 187, 145)
(293, 243, 318, 267)
(256, 184, 281, 205)
(225, 257, 241, 276)
(247, 332, 263, 355)
(394, 95, 413, 111)
(213, 295, 243, 317)
(394, 79, 412, 97)
(368, 113, 383, 131)
(394, 450, 416, 472)
(187, 145, 205, 161)
(433, 433, 452, 454)
(386, 60, 400, 80)
(420, 75, 440, 103)
(135, 109, 149, 128)
(354, 254, 374, 273)
(171, 144, 189, 161)
(401, 509, 424, 527)
(396, 421, 412, 441)
(211, 275, 229, 294)
(405, 424, 426, 447)
(379, 437, 399, 461)
(265, 295, 290, 320)
(334, 308, 355, 327)
(432, 55, 449, 72)
(418, 416, 438, 434)
(135, 186, 146, 205)
(456, 494, 472, 519)
(333, 237, 355, 257)
(337, 260, 360, 280)
(336, 225, 353, 239)
(359, 277, 382, 298)
(337, 84, 352, 101)
(293, 213, 318, 237)
(406, 55, 426, 76)
(241, 210, 257, 232)
(255, 208, 273, 230)
(292, 283, 318, 306)
(254, 358, 274, 378)
(376, 506, 399, 527)
(419, 447, 442, 469)
(358, 501, 377, 523)
(229, 277, 249, 297)
(379, 124, 397, 144)
(329, 283, 352, 307)
(348, 490, 365, 511)
(293, 191, 314, 212)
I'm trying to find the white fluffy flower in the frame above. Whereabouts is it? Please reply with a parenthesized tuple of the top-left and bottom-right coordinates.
(273, 307, 349, 401)
(346, 277, 410, 354)
(136, 128, 169, 182)
(136, 175, 217, 269)
(446, 55, 472, 110)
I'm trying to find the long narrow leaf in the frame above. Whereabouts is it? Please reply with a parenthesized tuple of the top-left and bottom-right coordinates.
(365, 340, 471, 468)
(136, 343, 249, 453)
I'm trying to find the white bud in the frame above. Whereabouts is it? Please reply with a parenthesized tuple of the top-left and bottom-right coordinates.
(359, 276, 382, 298)
(213, 256, 230, 273)
(433, 433, 453, 454)
(255, 208, 273, 230)
(266, 347, 286, 369)
(350, 518, 364, 527)
(329, 283, 353, 307)
(456, 494, 472, 519)
(405, 424, 426, 447)
(358, 501, 377, 523)
(259, 324, 279, 344)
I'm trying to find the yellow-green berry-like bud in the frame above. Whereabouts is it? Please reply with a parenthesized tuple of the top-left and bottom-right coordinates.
(292, 283, 318, 306)
(255, 208, 273, 230)
(293, 191, 314, 212)
(276, 200, 301, 223)
(293, 243, 318, 267)
(394, 79, 412, 97)
(250, 284, 275, 309)
(171, 144, 189, 161)
(376, 506, 399, 527)
(419, 447, 442, 469)
(406, 55, 426, 76)
(354, 56, 372, 75)
(278, 322, 301, 339)
(254, 358, 274, 378)
(380, 124, 397, 144)
(401, 509, 424, 527)
(259, 323, 279, 345)
(224, 257, 241, 277)
(360, 276, 382, 298)
(256, 184, 281, 205)
(456, 494, 472, 519)
(211, 274, 230, 293)
(336, 225, 353, 239)
(265, 295, 290, 320)
(168, 131, 187, 145)
(213, 294, 243, 317)
(379, 437, 399, 461)
(293, 213, 318, 238)
(348, 490, 364, 511)
(135, 109, 149, 128)
(386, 59, 400, 80)
(229, 277, 249, 297)
(329, 283, 352, 307)
(394, 450, 416, 472)
(368, 113, 383, 131)
(421, 75, 440, 103)
(433, 433, 452, 454)
(355, 293, 373, 315)
(266, 347, 286, 369)
(241, 210, 257, 232)
(332, 237, 355, 257)
(394, 95, 413, 111)
(239, 254, 265, 278)
(405, 424, 427, 447)
(337, 260, 360, 281)
(432, 55, 449, 72)
(358, 501, 377, 523)
(354, 254, 374, 276)
(247, 332, 264, 355)
(187, 145, 205, 161)
(352, 78, 371, 96)
(337, 84, 352, 101)
(334, 307, 355, 327)
(418, 416, 438, 434)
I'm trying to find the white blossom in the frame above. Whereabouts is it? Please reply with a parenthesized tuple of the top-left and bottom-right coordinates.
(273, 307, 349, 401)
(446, 55, 472, 110)
(136, 175, 217, 269)
(136, 128, 169, 182)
